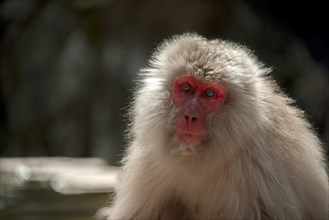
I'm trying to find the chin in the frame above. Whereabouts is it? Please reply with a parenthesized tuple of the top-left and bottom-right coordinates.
(171, 135, 205, 156)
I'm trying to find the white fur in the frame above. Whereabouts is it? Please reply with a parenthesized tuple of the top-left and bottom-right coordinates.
(96, 33, 328, 220)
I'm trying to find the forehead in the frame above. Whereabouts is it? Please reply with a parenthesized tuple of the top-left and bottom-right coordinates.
(173, 75, 223, 90)
(150, 35, 255, 88)
(162, 39, 226, 82)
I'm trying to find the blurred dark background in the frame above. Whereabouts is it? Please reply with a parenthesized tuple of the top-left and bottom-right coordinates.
(1, 0, 328, 165)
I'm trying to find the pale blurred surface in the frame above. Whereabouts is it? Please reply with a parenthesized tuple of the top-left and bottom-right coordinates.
(0, 157, 119, 220)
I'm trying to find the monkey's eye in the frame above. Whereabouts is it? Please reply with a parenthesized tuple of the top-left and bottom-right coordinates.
(204, 89, 216, 97)
(180, 83, 192, 93)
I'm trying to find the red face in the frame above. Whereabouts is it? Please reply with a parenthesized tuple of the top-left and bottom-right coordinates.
(172, 75, 227, 147)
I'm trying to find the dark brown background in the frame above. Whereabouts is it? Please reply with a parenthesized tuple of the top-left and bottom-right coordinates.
(1, 0, 328, 164)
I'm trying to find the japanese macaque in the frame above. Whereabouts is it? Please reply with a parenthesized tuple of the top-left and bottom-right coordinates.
(96, 34, 328, 220)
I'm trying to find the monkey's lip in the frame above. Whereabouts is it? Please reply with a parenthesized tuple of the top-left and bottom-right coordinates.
(175, 133, 203, 147)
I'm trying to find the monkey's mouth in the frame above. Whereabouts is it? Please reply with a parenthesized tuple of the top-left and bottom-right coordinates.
(176, 133, 202, 146)
(171, 133, 203, 156)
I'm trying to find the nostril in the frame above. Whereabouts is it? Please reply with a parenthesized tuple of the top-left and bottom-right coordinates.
(184, 114, 197, 123)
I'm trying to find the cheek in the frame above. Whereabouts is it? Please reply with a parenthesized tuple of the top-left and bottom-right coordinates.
(172, 94, 185, 107)
(202, 99, 225, 113)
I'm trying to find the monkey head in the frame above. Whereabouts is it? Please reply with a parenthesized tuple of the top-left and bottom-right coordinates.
(131, 34, 270, 157)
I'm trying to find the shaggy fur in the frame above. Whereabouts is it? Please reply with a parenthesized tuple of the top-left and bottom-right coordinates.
(96, 34, 328, 220)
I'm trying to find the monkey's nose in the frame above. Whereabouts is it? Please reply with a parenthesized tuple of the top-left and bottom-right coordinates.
(185, 115, 197, 124)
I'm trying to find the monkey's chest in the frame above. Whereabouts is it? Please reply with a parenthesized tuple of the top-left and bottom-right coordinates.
(171, 171, 228, 218)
